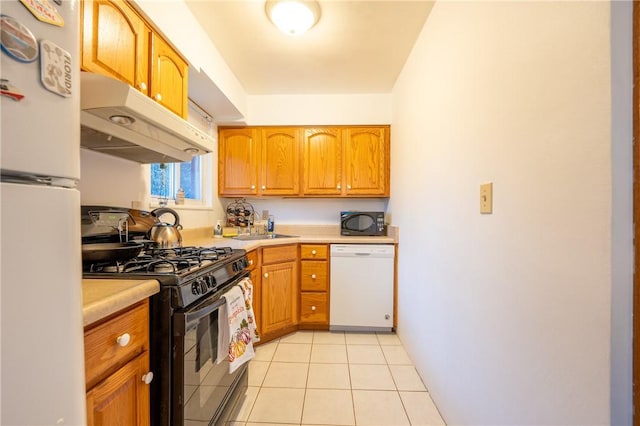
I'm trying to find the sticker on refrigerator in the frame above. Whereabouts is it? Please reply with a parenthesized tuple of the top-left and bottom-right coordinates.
(39, 40, 71, 97)
(0, 14, 38, 63)
(1, 79, 25, 101)
(19, 0, 64, 27)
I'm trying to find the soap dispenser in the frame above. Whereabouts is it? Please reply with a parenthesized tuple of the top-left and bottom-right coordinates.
(214, 220, 223, 238)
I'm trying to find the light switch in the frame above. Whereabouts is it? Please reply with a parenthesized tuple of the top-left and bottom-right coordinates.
(480, 182, 493, 214)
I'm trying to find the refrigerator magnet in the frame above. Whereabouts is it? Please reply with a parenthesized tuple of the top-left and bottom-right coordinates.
(39, 40, 71, 97)
(0, 14, 38, 63)
(19, 0, 64, 27)
(0, 79, 25, 101)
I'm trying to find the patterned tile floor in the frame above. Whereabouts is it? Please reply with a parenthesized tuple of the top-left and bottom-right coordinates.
(222, 330, 446, 426)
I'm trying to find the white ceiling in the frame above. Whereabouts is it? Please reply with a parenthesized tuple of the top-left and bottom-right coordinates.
(184, 1, 434, 95)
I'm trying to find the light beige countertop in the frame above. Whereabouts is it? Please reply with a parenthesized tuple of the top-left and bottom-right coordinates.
(82, 279, 160, 327)
(181, 224, 399, 250)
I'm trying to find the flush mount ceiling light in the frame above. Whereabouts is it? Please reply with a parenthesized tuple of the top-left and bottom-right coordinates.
(265, 0, 320, 36)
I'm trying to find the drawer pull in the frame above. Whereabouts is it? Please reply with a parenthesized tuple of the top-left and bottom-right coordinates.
(154, 93, 162, 101)
(249, 260, 254, 265)
(311, 305, 316, 311)
(311, 250, 317, 255)
(311, 274, 317, 279)
(116, 333, 131, 347)
(264, 272, 269, 279)
(138, 82, 147, 91)
(142, 371, 154, 385)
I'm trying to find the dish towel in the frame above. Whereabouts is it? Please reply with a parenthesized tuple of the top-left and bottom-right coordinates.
(217, 285, 255, 373)
(237, 277, 260, 344)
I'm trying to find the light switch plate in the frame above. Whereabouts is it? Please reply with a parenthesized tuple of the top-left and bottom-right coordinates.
(480, 182, 493, 214)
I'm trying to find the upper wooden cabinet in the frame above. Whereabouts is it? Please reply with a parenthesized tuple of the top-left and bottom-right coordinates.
(218, 128, 259, 196)
(343, 127, 389, 196)
(81, 0, 189, 119)
(150, 33, 189, 118)
(219, 125, 390, 198)
(219, 127, 300, 197)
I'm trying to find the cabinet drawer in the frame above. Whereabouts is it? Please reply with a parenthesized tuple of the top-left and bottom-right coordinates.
(84, 301, 149, 388)
(300, 244, 327, 259)
(300, 293, 328, 324)
(246, 249, 259, 271)
(263, 244, 297, 264)
(300, 261, 328, 291)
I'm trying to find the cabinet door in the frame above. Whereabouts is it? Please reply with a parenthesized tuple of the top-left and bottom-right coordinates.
(150, 33, 188, 118)
(218, 128, 259, 196)
(248, 250, 262, 334)
(260, 128, 300, 196)
(86, 352, 150, 426)
(343, 127, 390, 196)
(300, 293, 328, 324)
(261, 261, 298, 335)
(303, 128, 342, 195)
(81, 0, 150, 95)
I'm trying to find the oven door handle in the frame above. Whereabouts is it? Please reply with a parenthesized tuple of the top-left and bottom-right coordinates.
(184, 296, 227, 324)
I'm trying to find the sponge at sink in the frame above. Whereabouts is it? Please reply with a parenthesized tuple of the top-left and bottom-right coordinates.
(222, 226, 239, 237)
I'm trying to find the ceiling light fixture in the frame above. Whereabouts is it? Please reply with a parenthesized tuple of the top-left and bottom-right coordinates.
(265, 0, 320, 36)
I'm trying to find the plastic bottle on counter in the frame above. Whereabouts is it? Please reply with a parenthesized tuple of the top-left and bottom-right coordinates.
(175, 188, 185, 205)
(214, 220, 223, 238)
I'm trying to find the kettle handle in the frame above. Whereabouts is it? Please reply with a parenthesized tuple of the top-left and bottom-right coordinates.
(151, 207, 182, 229)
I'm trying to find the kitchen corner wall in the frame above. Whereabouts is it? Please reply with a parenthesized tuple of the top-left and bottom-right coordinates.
(390, 1, 630, 425)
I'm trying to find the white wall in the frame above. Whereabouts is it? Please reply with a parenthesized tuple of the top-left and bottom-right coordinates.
(390, 1, 621, 424)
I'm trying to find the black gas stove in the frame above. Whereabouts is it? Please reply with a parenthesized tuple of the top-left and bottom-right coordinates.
(83, 245, 248, 308)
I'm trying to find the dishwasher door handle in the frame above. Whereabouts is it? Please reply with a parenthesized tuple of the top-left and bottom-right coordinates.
(354, 252, 372, 256)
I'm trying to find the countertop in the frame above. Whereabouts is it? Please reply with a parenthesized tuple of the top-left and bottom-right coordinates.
(181, 224, 399, 251)
(82, 279, 160, 327)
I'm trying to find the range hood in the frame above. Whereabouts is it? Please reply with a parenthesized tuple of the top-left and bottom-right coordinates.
(80, 73, 215, 163)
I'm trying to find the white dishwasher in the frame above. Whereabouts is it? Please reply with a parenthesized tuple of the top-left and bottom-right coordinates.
(330, 244, 395, 332)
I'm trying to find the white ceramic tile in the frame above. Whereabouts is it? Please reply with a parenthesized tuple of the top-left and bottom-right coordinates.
(302, 389, 355, 425)
(307, 363, 351, 389)
(345, 332, 379, 345)
(399, 391, 446, 425)
(376, 332, 402, 345)
(311, 344, 348, 363)
(381, 345, 413, 365)
(352, 390, 410, 425)
(262, 362, 309, 388)
(347, 344, 386, 364)
(248, 387, 305, 424)
(247, 361, 269, 387)
(253, 341, 278, 361)
(349, 364, 396, 390)
(389, 365, 427, 391)
(280, 330, 314, 343)
(313, 331, 346, 344)
(272, 342, 312, 362)
(224, 386, 260, 422)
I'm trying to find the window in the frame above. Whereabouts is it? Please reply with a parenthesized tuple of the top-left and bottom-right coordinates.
(150, 157, 201, 202)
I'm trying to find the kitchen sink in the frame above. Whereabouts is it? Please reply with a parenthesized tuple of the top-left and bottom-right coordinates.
(232, 233, 298, 241)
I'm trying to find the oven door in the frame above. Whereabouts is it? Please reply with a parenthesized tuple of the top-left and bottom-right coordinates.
(173, 286, 248, 425)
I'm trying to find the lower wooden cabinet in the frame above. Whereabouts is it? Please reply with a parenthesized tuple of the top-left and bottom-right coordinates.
(260, 245, 298, 339)
(84, 300, 151, 426)
(246, 249, 261, 333)
(299, 244, 329, 329)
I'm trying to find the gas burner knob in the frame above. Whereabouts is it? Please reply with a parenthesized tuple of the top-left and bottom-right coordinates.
(191, 282, 200, 295)
(198, 278, 208, 294)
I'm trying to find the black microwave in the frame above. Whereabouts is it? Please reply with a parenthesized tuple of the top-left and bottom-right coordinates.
(340, 211, 386, 236)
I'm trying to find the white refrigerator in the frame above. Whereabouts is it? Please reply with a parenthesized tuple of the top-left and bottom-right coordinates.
(1, 1, 86, 424)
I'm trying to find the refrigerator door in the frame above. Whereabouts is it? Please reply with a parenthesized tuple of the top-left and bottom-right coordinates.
(1, 182, 86, 425)
(0, 0, 80, 181)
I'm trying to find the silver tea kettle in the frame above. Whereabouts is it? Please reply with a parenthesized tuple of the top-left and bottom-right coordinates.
(148, 207, 183, 248)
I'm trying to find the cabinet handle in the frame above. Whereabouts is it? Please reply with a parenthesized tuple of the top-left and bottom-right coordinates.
(154, 93, 162, 101)
(311, 250, 317, 255)
(142, 371, 154, 385)
(250, 184, 256, 190)
(249, 260, 254, 266)
(116, 333, 131, 347)
(264, 272, 269, 279)
(311, 305, 316, 311)
(337, 184, 341, 190)
(138, 82, 147, 91)
(347, 184, 352, 190)
(261, 185, 266, 190)
(311, 274, 317, 279)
